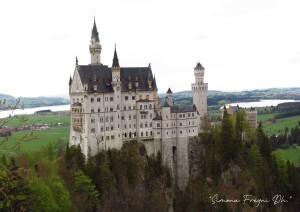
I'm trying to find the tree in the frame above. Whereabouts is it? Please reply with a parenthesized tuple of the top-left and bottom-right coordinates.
(220, 107, 236, 163)
(73, 170, 99, 211)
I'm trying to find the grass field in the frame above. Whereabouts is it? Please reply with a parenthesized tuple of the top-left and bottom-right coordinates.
(3, 126, 70, 153)
(1, 113, 70, 127)
(262, 115, 300, 135)
(273, 145, 300, 167)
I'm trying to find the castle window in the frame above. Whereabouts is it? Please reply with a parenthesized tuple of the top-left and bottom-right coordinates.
(166, 132, 168, 135)
(111, 126, 114, 130)
(149, 104, 152, 109)
(124, 106, 126, 110)
(121, 116, 124, 120)
(125, 96, 128, 100)
(129, 115, 132, 120)
(140, 123, 143, 128)
(110, 97, 113, 101)
(192, 113, 194, 117)
(111, 135, 115, 140)
(91, 118, 95, 124)
(100, 117, 103, 122)
(157, 132, 160, 135)
(97, 97, 101, 102)
(91, 109, 94, 113)
(140, 105, 142, 109)
(150, 113, 152, 119)
(150, 122, 152, 127)
(110, 108, 113, 112)
(133, 105, 136, 110)
(141, 132, 143, 137)
(144, 105, 147, 109)
(98, 108, 100, 113)
(188, 113, 190, 117)
(180, 131, 182, 134)
(117, 105, 120, 110)
(106, 136, 110, 140)
(106, 117, 109, 122)
(145, 122, 148, 127)
(146, 95, 149, 100)
(129, 106, 131, 110)
(146, 131, 148, 136)
(124, 133, 127, 137)
(179, 114, 182, 118)
(180, 123, 182, 126)
(183, 114, 185, 118)
(106, 127, 109, 131)
(151, 131, 153, 136)
(91, 98, 94, 103)
(101, 126, 103, 132)
(132, 96, 135, 100)
(91, 128, 95, 133)
(129, 124, 131, 128)
(110, 116, 113, 122)
(124, 124, 126, 129)
(157, 123, 160, 127)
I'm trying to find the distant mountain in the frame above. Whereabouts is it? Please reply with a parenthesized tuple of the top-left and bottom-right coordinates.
(0, 93, 70, 109)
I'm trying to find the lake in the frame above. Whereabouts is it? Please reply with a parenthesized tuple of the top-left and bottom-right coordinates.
(0, 99, 299, 119)
(0, 104, 70, 119)
(225, 99, 300, 108)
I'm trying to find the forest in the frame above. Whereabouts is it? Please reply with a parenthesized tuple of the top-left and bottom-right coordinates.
(1, 108, 300, 211)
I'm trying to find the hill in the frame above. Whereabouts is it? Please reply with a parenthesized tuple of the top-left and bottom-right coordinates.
(0, 93, 70, 109)
(158, 87, 300, 107)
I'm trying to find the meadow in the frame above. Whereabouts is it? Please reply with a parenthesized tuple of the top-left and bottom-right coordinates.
(3, 126, 70, 153)
(2, 113, 70, 126)
(260, 114, 300, 135)
(273, 145, 300, 167)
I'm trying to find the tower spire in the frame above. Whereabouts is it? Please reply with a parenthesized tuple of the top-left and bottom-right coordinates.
(112, 44, 120, 67)
(91, 18, 100, 42)
(89, 18, 102, 64)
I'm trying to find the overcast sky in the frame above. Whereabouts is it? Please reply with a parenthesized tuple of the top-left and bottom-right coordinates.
(0, 0, 299, 97)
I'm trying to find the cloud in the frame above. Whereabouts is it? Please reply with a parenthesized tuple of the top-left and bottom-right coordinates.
(288, 54, 300, 65)
(196, 33, 210, 40)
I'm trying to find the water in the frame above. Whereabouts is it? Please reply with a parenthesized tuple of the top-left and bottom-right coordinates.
(225, 99, 300, 109)
(0, 104, 70, 119)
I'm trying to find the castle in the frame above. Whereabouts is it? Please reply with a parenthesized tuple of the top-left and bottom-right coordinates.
(68, 19, 208, 189)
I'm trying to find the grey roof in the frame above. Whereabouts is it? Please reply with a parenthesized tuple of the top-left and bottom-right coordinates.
(167, 87, 173, 94)
(69, 76, 72, 86)
(91, 19, 100, 42)
(76, 65, 157, 93)
(170, 105, 196, 113)
(77, 65, 113, 93)
(195, 62, 204, 69)
(120, 67, 157, 91)
(112, 47, 120, 67)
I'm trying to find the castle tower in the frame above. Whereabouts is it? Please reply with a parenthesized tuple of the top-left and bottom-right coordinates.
(111, 46, 122, 148)
(166, 87, 174, 106)
(89, 18, 102, 64)
(191, 62, 208, 130)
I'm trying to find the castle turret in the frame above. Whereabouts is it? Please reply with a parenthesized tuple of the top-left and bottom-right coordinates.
(89, 18, 102, 64)
(166, 87, 174, 106)
(191, 62, 208, 130)
(111, 45, 120, 84)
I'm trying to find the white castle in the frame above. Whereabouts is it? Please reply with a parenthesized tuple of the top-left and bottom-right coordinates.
(69, 19, 208, 189)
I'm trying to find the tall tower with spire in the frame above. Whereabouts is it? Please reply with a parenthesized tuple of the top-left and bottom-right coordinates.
(191, 62, 208, 130)
(89, 18, 102, 64)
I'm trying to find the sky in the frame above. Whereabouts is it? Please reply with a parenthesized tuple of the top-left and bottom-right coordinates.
(0, 0, 299, 97)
